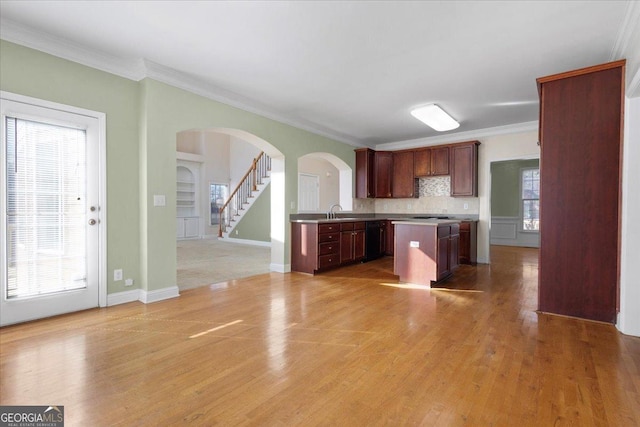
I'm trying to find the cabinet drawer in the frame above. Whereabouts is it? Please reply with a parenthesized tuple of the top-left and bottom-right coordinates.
(319, 242, 339, 255)
(460, 221, 471, 231)
(450, 224, 460, 235)
(340, 222, 355, 231)
(354, 222, 366, 230)
(318, 223, 340, 233)
(318, 254, 340, 269)
(318, 232, 340, 243)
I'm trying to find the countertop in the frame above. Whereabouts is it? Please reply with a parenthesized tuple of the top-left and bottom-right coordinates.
(290, 216, 468, 225)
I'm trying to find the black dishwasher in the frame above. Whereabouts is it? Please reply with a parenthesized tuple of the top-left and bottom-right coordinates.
(364, 221, 383, 262)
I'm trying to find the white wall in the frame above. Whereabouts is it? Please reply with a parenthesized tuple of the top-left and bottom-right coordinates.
(298, 156, 340, 212)
(202, 132, 231, 236)
(477, 131, 540, 263)
(619, 95, 640, 336)
(230, 136, 261, 189)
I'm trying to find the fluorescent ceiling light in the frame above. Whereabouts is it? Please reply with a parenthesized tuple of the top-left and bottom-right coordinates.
(410, 104, 460, 131)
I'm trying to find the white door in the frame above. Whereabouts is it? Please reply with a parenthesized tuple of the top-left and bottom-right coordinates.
(1, 93, 105, 326)
(298, 173, 319, 212)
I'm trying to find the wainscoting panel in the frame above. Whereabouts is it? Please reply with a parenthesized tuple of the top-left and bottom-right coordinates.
(491, 216, 539, 248)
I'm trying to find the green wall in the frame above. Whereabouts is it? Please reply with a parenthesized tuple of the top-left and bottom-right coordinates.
(1, 40, 356, 295)
(490, 159, 539, 217)
(234, 184, 271, 242)
(0, 40, 141, 295)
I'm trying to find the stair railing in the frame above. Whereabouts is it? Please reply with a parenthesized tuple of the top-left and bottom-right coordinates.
(219, 152, 271, 237)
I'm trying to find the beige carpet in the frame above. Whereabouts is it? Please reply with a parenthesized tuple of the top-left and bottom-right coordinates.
(177, 238, 271, 290)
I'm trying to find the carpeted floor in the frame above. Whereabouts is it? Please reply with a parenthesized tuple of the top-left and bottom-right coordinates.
(176, 238, 271, 290)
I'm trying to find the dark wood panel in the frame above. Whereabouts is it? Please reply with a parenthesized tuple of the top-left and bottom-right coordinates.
(291, 222, 319, 274)
(392, 150, 416, 198)
(414, 148, 431, 177)
(537, 61, 624, 323)
(355, 148, 375, 198)
(450, 142, 479, 197)
(459, 220, 477, 265)
(431, 146, 450, 176)
(374, 151, 393, 198)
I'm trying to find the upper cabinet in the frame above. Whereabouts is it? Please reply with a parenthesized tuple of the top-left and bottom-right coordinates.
(355, 148, 392, 198)
(355, 148, 375, 198)
(431, 146, 450, 176)
(374, 151, 393, 198)
(414, 146, 449, 177)
(450, 141, 480, 197)
(392, 150, 416, 198)
(355, 140, 479, 199)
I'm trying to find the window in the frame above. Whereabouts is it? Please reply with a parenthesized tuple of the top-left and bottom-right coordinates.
(521, 168, 540, 231)
(209, 183, 228, 226)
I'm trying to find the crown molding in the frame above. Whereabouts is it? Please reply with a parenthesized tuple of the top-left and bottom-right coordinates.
(0, 18, 145, 80)
(0, 17, 362, 147)
(375, 121, 539, 151)
(612, 1, 640, 97)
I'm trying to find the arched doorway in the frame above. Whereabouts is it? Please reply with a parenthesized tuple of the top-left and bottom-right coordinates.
(297, 152, 353, 213)
(175, 127, 285, 289)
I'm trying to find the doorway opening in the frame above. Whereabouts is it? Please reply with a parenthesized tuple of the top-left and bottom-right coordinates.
(175, 128, 284, 290)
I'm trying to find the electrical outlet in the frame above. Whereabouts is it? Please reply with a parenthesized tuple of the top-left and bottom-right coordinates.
(464, 203, 469, 210)
(114, 269, 123, 281)
(125, 278, 134, 287)
(235, 230, 239, 235)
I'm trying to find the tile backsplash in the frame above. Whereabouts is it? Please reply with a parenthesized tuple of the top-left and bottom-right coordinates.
(419, 176, 450, 197)
(352, 176, 479, 215)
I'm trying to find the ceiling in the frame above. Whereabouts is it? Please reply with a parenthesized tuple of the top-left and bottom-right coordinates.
(1, 1, 638, 148)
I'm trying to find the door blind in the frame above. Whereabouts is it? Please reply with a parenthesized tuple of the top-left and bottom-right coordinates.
(5, 116, 87, 298)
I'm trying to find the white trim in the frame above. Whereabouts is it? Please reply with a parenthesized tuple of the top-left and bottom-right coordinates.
(376, 121, 539, 151)
(270, 263, 291, 273)
(0, 18, 362, 147)
(107, 289, 140, 306)
(221, 237, 272, 248)
(139, 286, 180, 304)
(0, 90, 108, 319)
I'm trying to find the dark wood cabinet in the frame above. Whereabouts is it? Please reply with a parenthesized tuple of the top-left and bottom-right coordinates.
(383, 220, 394, 256)
(340, 222, 366, 264)
(355, 148, 375, 198)
(392, 150, 416, 198)
(414, 148, 431, 177)
(291, 222, 340, 274)
(537, 60, 625, 324)
(394, 222, 459, 285)
(374, 151, 393, 198)
(430, 146, 450, 176)
(459, 220, 477, 265)
(414, 147, 449, 177)
(355, 149, 393, 198)
(450, 141, 479, 197)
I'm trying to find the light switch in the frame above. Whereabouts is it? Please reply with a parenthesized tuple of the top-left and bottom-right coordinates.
(153, 195, 166, 206)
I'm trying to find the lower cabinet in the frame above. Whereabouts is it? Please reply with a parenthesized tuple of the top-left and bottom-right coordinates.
(340, 222, 366, 264)
(177, 217, 199, 239)
(291, 222, 366, 274)
(459, 220, 477, 265)
(436, 224, 459, 281)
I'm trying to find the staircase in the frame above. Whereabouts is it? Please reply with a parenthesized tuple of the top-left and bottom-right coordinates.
(218, 152, 271, 238)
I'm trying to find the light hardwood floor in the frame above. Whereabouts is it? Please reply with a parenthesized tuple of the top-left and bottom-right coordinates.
(1, 246, 639, 426)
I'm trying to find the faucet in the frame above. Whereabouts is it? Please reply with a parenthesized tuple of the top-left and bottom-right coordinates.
(327, 204, 342, 219)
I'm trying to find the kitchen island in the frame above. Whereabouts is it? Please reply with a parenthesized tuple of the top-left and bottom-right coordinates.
(393, 219, 460, 286)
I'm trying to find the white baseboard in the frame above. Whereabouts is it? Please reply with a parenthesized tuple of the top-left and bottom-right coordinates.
(221, 237, 272, 247)
(270, 263, 290, 273)
(107, 289, 140, 306)
(140, 286, 180, 303)
(107, 286, 180, 306)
